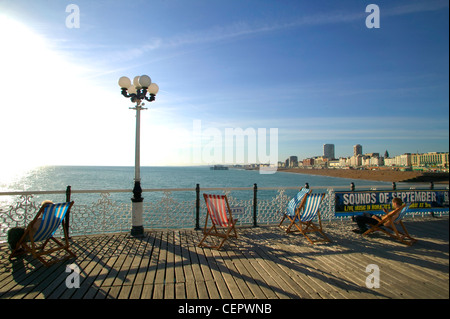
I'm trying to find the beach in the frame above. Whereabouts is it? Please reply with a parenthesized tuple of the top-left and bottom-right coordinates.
(280, 168, 449, 184)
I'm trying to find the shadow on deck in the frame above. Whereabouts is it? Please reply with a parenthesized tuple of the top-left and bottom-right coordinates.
(0, 217, 448, 300)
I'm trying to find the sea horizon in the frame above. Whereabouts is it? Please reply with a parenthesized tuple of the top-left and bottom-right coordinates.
(12, 165, 446, 214)
(1, 165, 447, 239)
(1, 164, 396, 191)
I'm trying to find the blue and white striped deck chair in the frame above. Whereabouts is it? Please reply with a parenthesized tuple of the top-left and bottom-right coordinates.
(279, 188, 311, 230)
(286, 193, 331, 244)
(10, 201, 76, 266)
(394, 203, 410, 223)
(363, 203, 417, 246)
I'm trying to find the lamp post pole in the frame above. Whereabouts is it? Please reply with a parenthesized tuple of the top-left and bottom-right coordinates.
(131, 100, 144, 237)
(118, 75, 159, 238)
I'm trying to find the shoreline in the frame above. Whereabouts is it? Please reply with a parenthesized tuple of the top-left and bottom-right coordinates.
(279, 168, 449, 184)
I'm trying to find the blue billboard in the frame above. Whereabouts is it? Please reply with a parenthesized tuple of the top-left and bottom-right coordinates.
(335, 189, 449, 216)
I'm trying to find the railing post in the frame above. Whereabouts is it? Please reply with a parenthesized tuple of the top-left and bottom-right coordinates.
(328, 188, 334, 222)
(195, 184, 200, 230)
(65, 185, 71, 239)
(253, 183, 258, 227)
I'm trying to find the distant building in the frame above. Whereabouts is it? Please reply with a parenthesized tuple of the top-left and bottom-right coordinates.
(323, 144, 335, 159)
(350, 155, 363, 167)
(294, 145, 447, 171)
(303, 158, 314, 167)
(370, 156, 384, 166)
(328, 159, 340, 168)
(398, 153, 412, 167)
(339, 157, 349, 167)
(411, 152, 449, 168)
(384, 157, 396, 167)
(353, 144, 362, 157)
(384, 152, 445, 168)
(362, 155, 384, 167)
(365, 153, 379, 158)
(289, 156, 298, 168)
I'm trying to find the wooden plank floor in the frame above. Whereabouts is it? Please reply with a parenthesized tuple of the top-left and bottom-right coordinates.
(0, 217, 448, 299)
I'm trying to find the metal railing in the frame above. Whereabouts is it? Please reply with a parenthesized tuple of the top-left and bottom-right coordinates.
(1, 183, 448, 242)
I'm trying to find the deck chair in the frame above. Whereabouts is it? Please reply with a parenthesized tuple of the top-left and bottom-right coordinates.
(285, 193, 331, 244)
(198, 194, 238, 250)
(9, 201, 76, 266)
(363, 203, 417, 246)
(279, 188, 311, 229)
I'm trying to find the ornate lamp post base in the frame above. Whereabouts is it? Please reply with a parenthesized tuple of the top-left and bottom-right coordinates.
(130, 224, 145, 237)
(130, 180, 145, 238)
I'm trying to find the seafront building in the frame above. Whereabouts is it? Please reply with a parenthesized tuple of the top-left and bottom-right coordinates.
(411, 152, 449, 168)
(284, 150, 449, 171)
(353, 144, 363, 157)
(323, 144, 335, 159)
(289, 156, 298, 168)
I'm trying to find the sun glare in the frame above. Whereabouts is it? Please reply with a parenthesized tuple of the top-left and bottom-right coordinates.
(0, 15, 134, 171)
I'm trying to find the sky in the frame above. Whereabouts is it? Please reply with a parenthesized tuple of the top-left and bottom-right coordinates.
(0, 0, 448, 175)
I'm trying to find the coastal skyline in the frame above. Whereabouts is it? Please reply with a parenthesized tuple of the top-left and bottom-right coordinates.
(0, 1, 448, 177)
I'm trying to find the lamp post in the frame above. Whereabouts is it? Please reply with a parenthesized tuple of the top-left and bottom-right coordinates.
(118, 75, 159, 237)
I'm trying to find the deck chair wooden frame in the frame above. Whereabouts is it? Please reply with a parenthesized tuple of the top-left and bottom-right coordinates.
(279, 188, 311, 230)
(285, 193, 331, 244)
(198, 194, 238, 250)
(9, 201, 76, 266)
(363, 204, 417, 246)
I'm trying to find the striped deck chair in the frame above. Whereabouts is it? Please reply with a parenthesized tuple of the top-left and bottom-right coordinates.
(286, 193, 331, 244)
(363, 203, 417, 246)
(198, 194, 238, 250)
(279, 188, 311, 230)
(9, 201, 76, 266)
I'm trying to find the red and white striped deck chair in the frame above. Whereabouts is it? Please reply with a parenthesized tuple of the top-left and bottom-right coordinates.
(198, 194, 238, 250)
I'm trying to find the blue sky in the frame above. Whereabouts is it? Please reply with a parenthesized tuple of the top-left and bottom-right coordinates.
(0, 0, 448, 172)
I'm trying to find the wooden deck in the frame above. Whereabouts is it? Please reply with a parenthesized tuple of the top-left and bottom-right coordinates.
(0, 217, 448, 300)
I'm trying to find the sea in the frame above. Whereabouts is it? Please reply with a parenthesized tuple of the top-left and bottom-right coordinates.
(0, 165, 395, 206)
(0, 166, 443, 238)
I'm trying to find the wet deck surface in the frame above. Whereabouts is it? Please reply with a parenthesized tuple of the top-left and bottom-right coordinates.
(0, 217, 448, 299)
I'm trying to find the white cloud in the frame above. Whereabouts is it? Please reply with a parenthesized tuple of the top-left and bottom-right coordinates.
(104, 0, 449, 63)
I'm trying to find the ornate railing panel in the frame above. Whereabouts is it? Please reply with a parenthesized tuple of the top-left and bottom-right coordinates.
(69, 193, 131, 236)
(1, 185, 448, 242)
(143, 191, 196, 229)
(1, 195, 39, 237)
